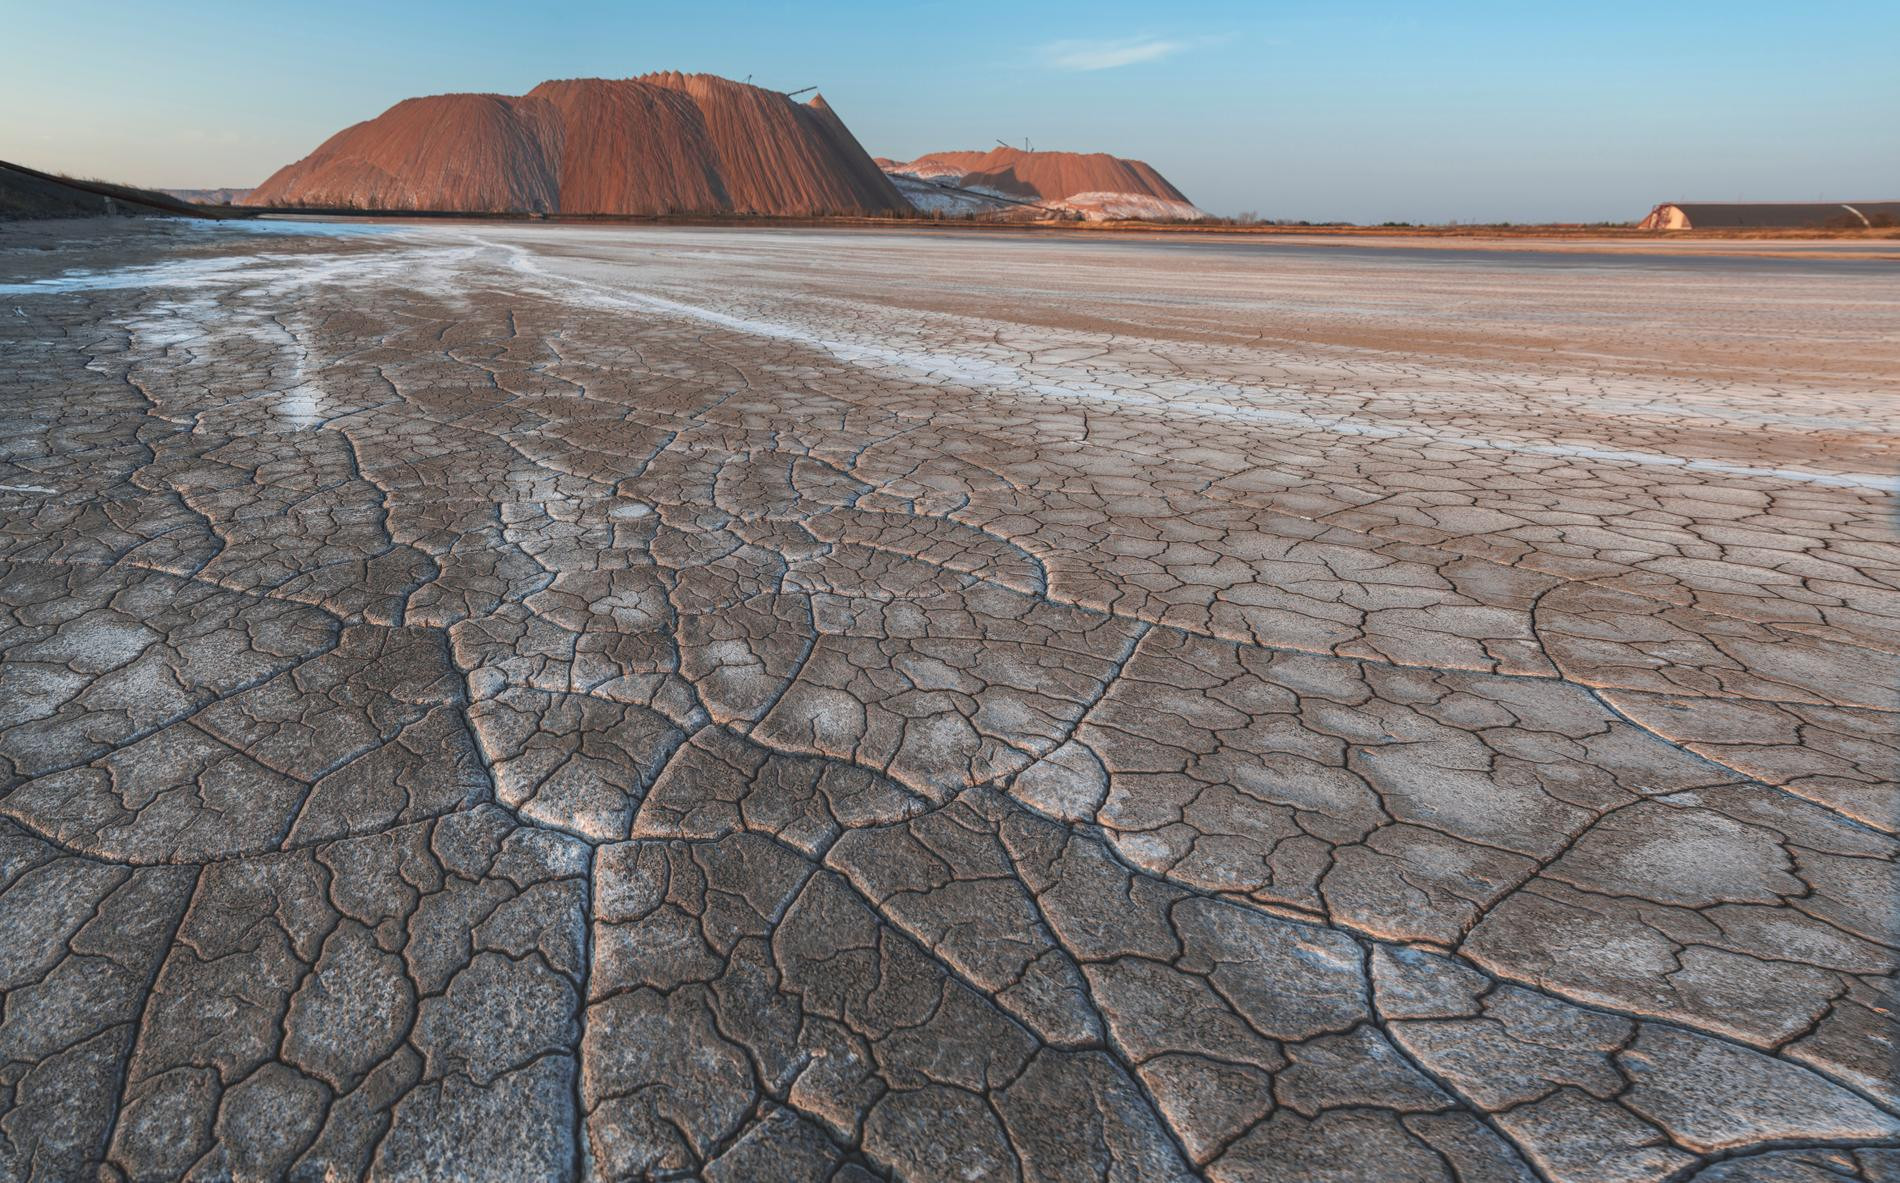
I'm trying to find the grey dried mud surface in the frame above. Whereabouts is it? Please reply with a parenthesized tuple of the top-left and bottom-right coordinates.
(0, 220, 1895, 1182)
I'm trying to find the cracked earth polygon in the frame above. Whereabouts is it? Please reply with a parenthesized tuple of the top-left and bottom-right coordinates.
(0, 221, 1894, 1182)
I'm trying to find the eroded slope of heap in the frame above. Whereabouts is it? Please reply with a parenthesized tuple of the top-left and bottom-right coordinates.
(882, 145, 1206, 220)
(244, 72, 907, 216)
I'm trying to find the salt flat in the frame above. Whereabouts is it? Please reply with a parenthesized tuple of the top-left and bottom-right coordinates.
(1, 218, 1895, 1182)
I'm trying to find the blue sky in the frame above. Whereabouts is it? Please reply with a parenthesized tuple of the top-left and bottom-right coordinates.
(4, 0, 1896, 222)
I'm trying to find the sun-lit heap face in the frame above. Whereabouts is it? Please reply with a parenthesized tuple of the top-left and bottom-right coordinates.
(238, 74, 906, 218)
(0, 220, 1895, 1181)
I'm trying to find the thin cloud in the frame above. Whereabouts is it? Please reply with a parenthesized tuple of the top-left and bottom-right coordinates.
(1038, 36, 1190, 71)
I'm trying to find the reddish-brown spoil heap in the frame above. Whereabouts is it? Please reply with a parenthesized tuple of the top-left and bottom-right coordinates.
(244, 73, 907, 216)
(888, 146, 1190, 203)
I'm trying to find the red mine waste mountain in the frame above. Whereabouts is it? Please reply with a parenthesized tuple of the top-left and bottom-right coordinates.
(877, 146, 1206, 220)
(890, 146, 1192, 205)
(244, 72, 907, 216)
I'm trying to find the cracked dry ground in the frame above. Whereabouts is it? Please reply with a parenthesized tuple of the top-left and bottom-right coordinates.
(0, 221, 1895, 1183)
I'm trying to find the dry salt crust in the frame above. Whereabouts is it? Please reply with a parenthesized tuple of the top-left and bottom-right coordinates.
(0, 217, 1896, 1182)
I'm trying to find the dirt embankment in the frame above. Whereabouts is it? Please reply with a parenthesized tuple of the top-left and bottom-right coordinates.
(1, 160, 224, 221)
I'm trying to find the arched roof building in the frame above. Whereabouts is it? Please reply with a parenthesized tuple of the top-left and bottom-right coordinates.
(1639, 201, 1900, 229)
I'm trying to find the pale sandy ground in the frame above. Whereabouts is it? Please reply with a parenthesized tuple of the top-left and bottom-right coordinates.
(0, 218, 1895, 1182)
